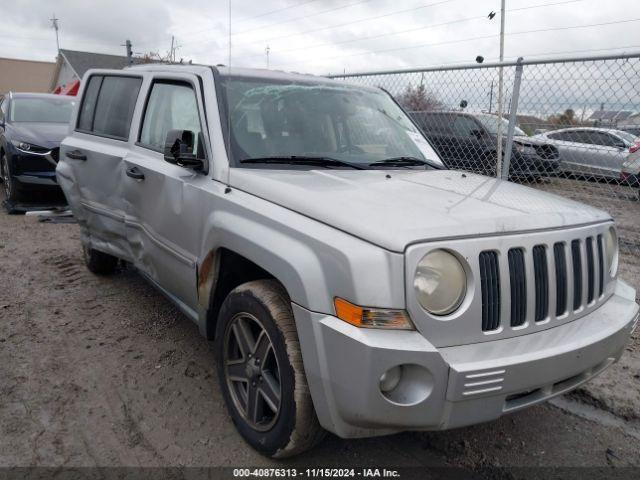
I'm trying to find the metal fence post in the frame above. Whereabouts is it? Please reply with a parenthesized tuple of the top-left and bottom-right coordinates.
(501, 57, 524, 180)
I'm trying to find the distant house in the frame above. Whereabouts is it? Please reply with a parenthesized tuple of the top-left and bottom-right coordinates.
(0, 57, 56, 95)
(618, 112, 640, 128)
(588, 109, 634, 127)
(50, 49, 149, 95)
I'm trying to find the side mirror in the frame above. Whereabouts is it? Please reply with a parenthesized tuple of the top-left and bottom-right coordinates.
(164, 129, 204, 171)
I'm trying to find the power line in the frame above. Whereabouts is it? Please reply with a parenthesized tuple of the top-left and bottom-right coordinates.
(268, 33, 499, 68)
(178, 0, 328, 44)
(181, 0, 374, 45)
(182, 0, 456, 48)
(234, 0, 325, 24)
(238, 0, 585, 61)
(240, 14, 486, 59)
(231, 0, 373, 36)
(267, 16, 640, 68)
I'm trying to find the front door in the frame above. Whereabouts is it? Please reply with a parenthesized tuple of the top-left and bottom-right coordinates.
(123, 76, 210, 314)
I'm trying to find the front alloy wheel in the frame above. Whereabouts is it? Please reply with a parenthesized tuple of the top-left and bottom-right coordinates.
(224, 312, 282, 431)
(215, 280, 324, 458)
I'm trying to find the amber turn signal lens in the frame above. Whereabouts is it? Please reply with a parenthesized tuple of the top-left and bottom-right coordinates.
(334, 298, 414, 330)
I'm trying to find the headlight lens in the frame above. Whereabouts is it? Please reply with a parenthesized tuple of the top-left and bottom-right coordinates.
(414, 249, 467, 315)
(605, 227, 619, 277)
(10, 139, 46, 153)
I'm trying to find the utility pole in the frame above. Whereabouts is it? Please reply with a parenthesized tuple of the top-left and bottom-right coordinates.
(496, 0, 506, 179)
(124, 39, 133, 66)
(170, 36, 175, 63)
(265, 45, 270, 69)
(50, 14, 60, 53)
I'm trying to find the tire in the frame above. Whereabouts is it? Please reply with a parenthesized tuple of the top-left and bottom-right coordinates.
(215, 279, 324, 458)
(1, 153, 22, 205)
(82, 244, 119, 275)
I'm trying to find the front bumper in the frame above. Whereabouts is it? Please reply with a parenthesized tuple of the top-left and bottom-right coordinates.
(293, 280, 638, 438)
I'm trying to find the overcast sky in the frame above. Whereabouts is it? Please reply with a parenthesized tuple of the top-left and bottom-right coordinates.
(2, 0, 640, 75)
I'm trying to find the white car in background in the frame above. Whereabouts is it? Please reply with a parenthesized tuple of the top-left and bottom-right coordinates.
(533, 127, 638, 180)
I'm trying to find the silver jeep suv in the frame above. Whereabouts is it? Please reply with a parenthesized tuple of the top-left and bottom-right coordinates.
(57, 65, 639, 458)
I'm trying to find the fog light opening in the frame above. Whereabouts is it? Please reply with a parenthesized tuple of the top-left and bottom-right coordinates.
(379, 364, 435, 406)
(379, 366, 402, 392)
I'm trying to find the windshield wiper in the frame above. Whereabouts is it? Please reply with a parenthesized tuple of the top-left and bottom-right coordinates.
(240, 156, 366, 170)
(369, 156, 441, 169)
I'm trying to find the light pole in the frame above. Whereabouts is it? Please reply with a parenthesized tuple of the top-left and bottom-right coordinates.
(50, 14, 60, 53)
(496, 0, 506, 178)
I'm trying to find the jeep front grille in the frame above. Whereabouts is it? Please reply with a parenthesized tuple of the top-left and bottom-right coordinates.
(481, 235, 606, 332)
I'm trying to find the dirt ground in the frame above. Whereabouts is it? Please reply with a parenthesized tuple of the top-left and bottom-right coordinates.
(1, 185, 639, 476)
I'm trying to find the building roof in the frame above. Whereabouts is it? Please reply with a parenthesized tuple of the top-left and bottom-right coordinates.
(59, 49, 137, 78)
(588, 110, 634, 121)
(0, 57, 56, 95)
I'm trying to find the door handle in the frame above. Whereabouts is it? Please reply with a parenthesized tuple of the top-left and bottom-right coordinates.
(126, 166, 145, 181)
(65, 149, 87, 161)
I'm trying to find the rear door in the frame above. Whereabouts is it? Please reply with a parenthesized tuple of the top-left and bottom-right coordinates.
(58, 73, 143, 260)
(123, 74, 210, 313)
(581, 130, 628, 178)
(547, 130, 585, 175)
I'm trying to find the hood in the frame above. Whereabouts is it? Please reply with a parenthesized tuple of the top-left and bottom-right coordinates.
(512, 135, 549, 146)
(230, 169, 610, 252)
(10, 122, 69, 149)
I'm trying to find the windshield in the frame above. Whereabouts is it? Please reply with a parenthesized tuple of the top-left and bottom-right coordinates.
(475, 113, 527, 137)
(9, 97, 75, 123)
(616, 130, 638, 144)
(220, 76, 444, 168)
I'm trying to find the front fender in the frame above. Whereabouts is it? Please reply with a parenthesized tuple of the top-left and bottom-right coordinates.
(195, 187, 405, 330)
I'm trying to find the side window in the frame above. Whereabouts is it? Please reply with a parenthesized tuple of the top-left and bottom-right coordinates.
(91, 76, 142, 139)
(452, 115, 480, 137)
(139, 82, 203, 154)
(589, 132, 618, 147)
(77, 75, 103, 131)
(552, 130, 582, 143)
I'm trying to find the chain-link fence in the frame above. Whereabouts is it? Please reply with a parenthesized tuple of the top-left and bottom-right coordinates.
(330, 53, 640, 268)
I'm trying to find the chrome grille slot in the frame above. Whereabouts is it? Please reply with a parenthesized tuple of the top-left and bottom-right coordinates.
(586, 237, 595, 304)
(533, 245, 549, 322)
(508, 248, 526, 327)
(597, 234, 604, 297)
(480, 251, 501, 331)
(571, 240, 583, 311)
(554, 243, 567, 316)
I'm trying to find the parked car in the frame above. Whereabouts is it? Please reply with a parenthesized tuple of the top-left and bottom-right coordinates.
(620, 139, 640, 197)
(57, 66, 638, 458)
(410, 111, 560, 180)
(533, 127, 638, 180)
(0, 92, 75, 211)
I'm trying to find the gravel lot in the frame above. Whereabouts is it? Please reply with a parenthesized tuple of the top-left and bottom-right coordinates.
(0, 183, 639, 475)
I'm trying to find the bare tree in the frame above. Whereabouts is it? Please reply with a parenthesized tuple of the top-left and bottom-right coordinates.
(397, 83, 445, 111)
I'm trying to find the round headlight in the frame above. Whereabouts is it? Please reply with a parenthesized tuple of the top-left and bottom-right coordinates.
(605, 227, 619, 277)
(414, 249, 466, 315)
